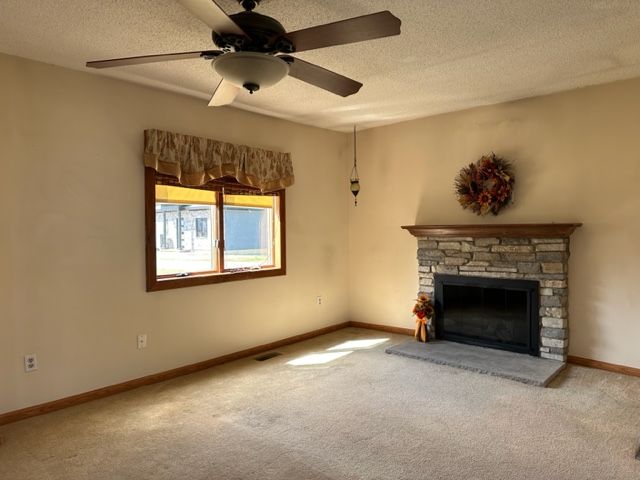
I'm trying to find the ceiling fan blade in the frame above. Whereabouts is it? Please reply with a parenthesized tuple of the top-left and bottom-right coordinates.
(280, 56, 362, 97)
(208, 79, 241, 106)
(86, 51, 213, 69)
(282, 11, 401, 53)
(177, 0, 247, 36)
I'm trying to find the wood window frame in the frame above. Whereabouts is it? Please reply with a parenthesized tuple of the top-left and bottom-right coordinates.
(145, 167, 286, 292)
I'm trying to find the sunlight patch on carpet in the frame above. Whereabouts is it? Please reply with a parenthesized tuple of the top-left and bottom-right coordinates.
(287, 351, 352, 366)
(327, 338, 389, 351)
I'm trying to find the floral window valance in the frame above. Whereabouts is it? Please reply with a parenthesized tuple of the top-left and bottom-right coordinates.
(143, 129, 294, 192)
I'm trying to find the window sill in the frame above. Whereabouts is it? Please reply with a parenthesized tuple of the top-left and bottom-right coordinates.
(146, 266, 286, 292)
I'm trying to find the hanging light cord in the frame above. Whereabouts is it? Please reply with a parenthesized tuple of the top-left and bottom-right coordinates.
(353, 125, 357, 168)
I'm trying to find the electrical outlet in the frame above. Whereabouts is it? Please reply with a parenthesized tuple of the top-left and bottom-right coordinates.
(316, 296, 322, 305)
(137, 334, 147, 349)
(24, 354, 38, 372)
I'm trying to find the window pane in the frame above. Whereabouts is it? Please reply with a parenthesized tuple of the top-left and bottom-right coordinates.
(155, 185, 218, 276)
(223, 194, 275, 270)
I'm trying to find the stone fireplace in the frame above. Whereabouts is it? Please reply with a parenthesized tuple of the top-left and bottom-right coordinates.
(402, 224, 581, 362)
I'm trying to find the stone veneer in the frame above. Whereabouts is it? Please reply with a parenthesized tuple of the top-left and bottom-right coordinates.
(417, 236, 571, 361)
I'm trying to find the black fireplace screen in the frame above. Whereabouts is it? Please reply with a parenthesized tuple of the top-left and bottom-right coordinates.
(434, 274, 539, 355)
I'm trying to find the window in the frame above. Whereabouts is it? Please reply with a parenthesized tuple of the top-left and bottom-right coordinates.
(145, 168, 286, 291)
(195, 218, 208, 238)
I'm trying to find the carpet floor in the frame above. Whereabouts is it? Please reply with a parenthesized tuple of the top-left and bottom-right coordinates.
(1, 327, 639, 480)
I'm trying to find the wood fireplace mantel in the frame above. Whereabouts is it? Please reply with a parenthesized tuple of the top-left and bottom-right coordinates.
(401, 223, 582, 238)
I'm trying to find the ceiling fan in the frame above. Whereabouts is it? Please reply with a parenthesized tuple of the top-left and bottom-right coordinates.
(86, 0, 401, 106)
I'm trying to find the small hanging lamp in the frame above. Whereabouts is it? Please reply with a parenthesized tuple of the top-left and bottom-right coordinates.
(350, 125, 360, 206)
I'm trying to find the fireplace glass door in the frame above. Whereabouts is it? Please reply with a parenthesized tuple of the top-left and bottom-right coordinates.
(434, 274, 539, 355)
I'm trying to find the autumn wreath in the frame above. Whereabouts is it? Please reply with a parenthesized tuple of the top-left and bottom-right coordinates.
(454, 153, 514, 216)
(412, 294, 435, 343)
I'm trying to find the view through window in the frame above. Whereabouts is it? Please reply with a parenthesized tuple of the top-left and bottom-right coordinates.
(147, 172, 285, 290)
(155, 185, 218, 276)
(223, 194, 275, 270)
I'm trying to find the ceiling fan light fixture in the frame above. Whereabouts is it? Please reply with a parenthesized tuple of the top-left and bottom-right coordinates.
(212, 52, 289, 93)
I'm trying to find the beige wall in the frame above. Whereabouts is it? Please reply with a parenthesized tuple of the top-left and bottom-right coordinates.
(3, 51, 640, 415)
(348, 77, 640, 369)
(0, 53, 350, 414)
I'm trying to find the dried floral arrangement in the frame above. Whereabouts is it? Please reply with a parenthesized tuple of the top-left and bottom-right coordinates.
(412, 294, 435, 342)
(454, 153, 515, 216)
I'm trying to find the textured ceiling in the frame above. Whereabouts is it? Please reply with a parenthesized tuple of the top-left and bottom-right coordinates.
(2, 0, 640, 131)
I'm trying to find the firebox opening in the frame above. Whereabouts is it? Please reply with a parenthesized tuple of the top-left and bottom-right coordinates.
(434, 274, 539, 356)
